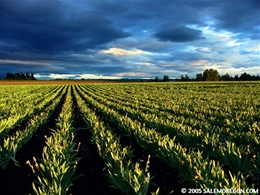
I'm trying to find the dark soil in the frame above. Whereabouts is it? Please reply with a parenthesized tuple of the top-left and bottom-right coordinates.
(68, 89, 121, 195)
(0, 91, 66, 195)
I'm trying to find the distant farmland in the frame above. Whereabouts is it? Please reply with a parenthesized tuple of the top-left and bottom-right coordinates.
(0, 81, 259, 195)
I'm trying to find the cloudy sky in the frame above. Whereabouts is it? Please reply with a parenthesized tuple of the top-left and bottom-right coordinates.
(0, 0, 259, 80)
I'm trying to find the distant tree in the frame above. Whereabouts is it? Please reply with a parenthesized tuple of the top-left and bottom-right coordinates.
(185, 74, 189, 81)
(180, 74, 190, 81)
(202, 69, 220, 81)
(155, 76, 160, 82)
(234, 74, 239, 81)
(196, 73, 203, 81)
(5, 72, 36, 80)
(14, 72, 21, 79)
(21, 73, 26, 79)
(240, 72, 252, 80)
(31, 72, 36, 80)
(221, 73, 232, 81)
(179, 69, 259, 82)
(6, 72, 14, 79)
(252, 74, 260, 81)
(163, 75, 170, 82)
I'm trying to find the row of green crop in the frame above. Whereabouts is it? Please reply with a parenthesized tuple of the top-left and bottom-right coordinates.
(0, 86, 66, 169)
(0, 85, 58, 118)
(27, 85, 81, 195)
(79, 84, 259, 177)
(81, 84, 260, 174)
(0, 85, 63, 138)
(87, 83, 260, 122)
(76, 84, 258, 194)
(82, 84, 258, 137)
(73, 85, 159, 195)
(85, 83, 259, 136)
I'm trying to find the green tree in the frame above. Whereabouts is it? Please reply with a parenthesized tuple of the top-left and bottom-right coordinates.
(180, 74, 190, 81)
(5, 72, 36, 80)
(221, 73, 232, 81)
(196, 73, 203, 81)
(240, 72, 252, 80)
(154, 76, 160, 82)
(163, 75, 170, 82)
(202, 69, 220, 81)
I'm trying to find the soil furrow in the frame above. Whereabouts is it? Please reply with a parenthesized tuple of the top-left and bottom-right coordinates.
(77, 85, 187, 194)
(0, 90, 67, 195)
(68, 86, 121, 195)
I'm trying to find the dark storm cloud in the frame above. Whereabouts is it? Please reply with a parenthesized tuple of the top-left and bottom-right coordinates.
(212, 0, 260, 39)
(0, 0, 259, 79)
(93, 65, 129, 75)
(0, 0, 130, 53)
(154, 26, 205, 42)
(0, 63, 61, 78)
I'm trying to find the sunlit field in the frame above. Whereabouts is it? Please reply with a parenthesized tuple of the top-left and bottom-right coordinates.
(0, 81, 259, 195)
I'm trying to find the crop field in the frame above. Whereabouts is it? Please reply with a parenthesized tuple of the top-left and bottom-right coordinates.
(0, 81, 259, 195)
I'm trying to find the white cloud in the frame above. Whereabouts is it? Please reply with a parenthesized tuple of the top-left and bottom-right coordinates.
(193, 47, 212, 53)
(113, 72, 147, 77)
(227, 39, 242, 47)
(35, 73, 123, 80)
(99, 47, 143, 56)
(0, 59, 50, 66)
(80, 74, 122, 79)
(134, 62, 154, 66)
(188, 60, 213, 67)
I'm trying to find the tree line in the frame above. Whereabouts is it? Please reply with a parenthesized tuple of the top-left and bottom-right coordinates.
(5, 72, 36, 80)
(154, 75, 170, 82)
(153, 69, 260, 82)
(179, 69, 260, 81)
